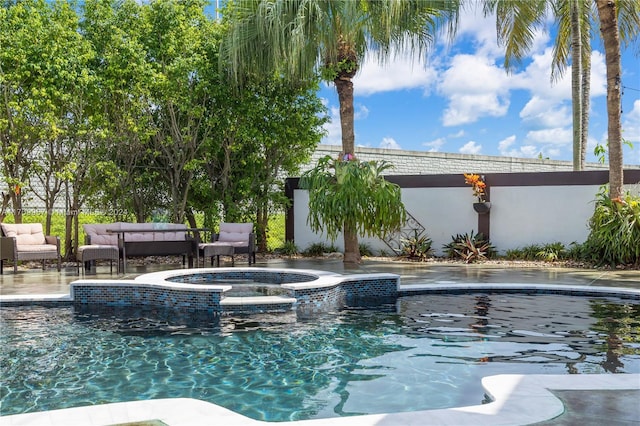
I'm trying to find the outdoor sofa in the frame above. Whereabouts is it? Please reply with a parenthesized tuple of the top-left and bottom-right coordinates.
(83, 222, 197, 272)
(0, 223, 61, 274)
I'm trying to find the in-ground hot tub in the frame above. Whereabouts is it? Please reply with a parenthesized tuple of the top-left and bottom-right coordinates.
(69, 268, 400, 315)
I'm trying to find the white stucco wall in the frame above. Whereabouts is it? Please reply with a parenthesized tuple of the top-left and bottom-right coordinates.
(293, 184, 606, 256)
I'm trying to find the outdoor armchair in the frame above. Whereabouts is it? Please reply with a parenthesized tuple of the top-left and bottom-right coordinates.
(0, 223, 61, 274)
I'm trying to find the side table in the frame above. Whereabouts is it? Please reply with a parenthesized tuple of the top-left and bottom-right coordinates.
(198, 243, 235, 267)
(77, 245, 119, 275)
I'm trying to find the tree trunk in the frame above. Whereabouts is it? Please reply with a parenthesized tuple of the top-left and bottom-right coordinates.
(334, 76, 356, 157)
(256, 203, 268, 252)
(334, 74, 361, 264)
(0, 191, 10, 222)
(571, 0, 583, 171)
(11, 192, 23, 223)
(581, 51, 591, 167)
(596, 0, 623, 199)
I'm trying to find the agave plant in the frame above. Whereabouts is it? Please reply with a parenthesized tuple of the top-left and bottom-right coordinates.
(400, 229, 434, 261)
(444, 231, 495, 263)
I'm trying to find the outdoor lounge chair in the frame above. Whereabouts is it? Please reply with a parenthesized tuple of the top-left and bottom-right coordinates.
(198, 222, 256, 266)
(0, 223, 61, 274)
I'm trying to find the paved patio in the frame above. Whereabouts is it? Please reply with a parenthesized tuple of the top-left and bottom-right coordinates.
(1, 257, 639, 425)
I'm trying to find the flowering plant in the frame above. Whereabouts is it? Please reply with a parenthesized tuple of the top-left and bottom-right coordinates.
(464, 173, 486, 202)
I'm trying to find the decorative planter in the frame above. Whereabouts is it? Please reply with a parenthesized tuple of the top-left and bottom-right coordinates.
(473, 202, 491, 214)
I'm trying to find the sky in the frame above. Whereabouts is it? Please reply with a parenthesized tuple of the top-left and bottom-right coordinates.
(318, 6, 640, 165)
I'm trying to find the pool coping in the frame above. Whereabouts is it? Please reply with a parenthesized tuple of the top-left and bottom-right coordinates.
(1, 268, 403, 313)
(2, 373, 638, 426)
(3, 280, 640, 305)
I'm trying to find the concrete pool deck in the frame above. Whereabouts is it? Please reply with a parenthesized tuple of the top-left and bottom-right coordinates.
(1, 257, 639, 425)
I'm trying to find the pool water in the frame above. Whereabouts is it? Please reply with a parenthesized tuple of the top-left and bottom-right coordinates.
(220, 279, 291, 297)
(1, 293, 639, 421)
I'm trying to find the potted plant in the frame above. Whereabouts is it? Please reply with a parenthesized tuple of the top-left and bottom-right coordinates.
(464, 173, 490, 213)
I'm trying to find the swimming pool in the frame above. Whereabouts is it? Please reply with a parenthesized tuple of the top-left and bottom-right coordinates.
(2, 292, 639, 421)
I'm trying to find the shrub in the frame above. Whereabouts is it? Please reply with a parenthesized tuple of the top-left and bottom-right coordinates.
(444, 231, 495, 263)
(302, 242, 339, 257)
(566, 242, 587, 260)
(506, 242, 579, 262)
(400, 229, 434, 261)
(278, 240, 298, 257)
(520, 244, 543, 260)
(536, 242, 567, 262)
(359, 243, 374, 257)
(583, 191, 640, 266)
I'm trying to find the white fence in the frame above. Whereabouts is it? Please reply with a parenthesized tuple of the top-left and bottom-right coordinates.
(287, 170, 640, 256)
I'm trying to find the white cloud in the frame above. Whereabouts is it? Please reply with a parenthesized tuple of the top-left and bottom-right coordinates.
(525, 127, 572, 145)
(546, 147, 562, 158)
(454, 6, 551, 59)
(423, 137, 445, 152)
(498, 135, 516, 152)
(459, 140, 482, 154)
(521, 145, 541, 157)
(321, 103, 370, 146)
(448, 129, 465, 138)
(497, 135, 540, 158)
(380, 137, 402, 150)
(622, 99, 640, 144)
(589, 50, 608, 97)
(520, 97, 571, 128)
(322, 105, 342, 145)
(438, 54, 512, 126)
(354, 104, 370, 120)
(353, 49, 438, 96)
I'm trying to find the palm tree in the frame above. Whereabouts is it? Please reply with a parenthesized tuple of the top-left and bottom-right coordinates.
(595, 0, 623, 198)
(223, 0, 460, 263)
(556, 0, 592, 170)
(483, 0, 593, 170)
(594, 0, 640, 199)
(485, 0, 639, 176)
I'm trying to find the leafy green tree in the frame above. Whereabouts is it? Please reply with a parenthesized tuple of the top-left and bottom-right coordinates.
(0, 0, 55, 223)
(33, 1, 95, 238)
(81, 0, 158, 222)
(299, 155, 406, 256)
(239, 77, 327, 250)
(142, 0, 217, 223)
(189, 73, 327, 249)
(223, 0, 459, 262)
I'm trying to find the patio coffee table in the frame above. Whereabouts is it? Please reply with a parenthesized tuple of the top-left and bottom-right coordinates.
(77, 245, 119, 275)
(199, 243, 235, 267)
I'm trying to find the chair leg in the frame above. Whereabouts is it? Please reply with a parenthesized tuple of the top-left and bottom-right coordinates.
(1, 259, 3, 274)
(42, 259, 46, 270)
(14, 260, 18, 273)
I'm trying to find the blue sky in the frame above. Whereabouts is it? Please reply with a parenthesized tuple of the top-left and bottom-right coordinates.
(318, 6, 640, 165)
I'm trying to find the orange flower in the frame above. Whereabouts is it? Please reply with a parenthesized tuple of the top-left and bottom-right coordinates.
(464, 173, 486, 201)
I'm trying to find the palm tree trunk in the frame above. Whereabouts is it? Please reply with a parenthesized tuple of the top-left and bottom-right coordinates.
(334, 75, 360, 263)
(334, 76, 356, 156)
(596, 0, 623, 199)
(571, 0, 583, 171)
(581, 52, 591, 167)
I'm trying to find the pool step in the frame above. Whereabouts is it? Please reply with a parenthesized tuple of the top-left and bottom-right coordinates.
(220, 295, 297, 313)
